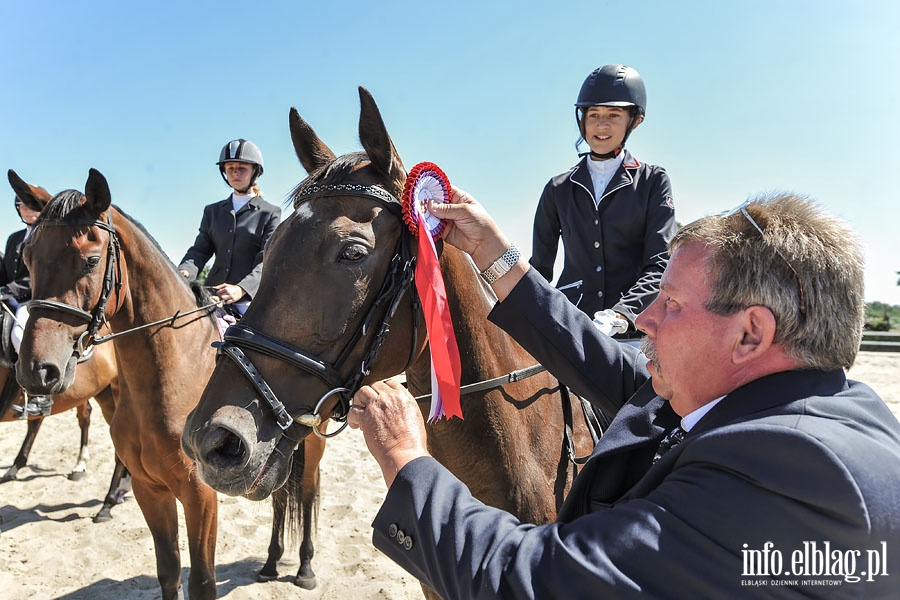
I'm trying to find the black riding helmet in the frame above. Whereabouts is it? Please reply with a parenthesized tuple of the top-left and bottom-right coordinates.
(13, 194, 35, 224)
(217, 139, 265, 193)
(575, 65, 646, 159)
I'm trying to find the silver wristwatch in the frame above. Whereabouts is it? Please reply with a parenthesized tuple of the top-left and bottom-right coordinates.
(479, 245, 520, 285)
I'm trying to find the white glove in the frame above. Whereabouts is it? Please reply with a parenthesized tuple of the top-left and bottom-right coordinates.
(592, 309, 629, 337)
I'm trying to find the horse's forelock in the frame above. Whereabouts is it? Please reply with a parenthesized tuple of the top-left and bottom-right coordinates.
(37, 189, 87, 222)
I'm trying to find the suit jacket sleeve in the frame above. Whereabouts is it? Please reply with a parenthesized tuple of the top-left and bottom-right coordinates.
(529, 180, 561, 283)
(178, 205, 216, 280)
(489, 268, 649, 416)
(234, 204, 281, 299)
(373, 420, 893, 599)
(611, 167, 676, 325)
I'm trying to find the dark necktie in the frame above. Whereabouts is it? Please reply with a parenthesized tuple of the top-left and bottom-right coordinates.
(652, 425, 686, 464)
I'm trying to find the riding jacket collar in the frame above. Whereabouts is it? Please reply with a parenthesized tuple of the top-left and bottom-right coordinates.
(570, 149, 641, 207)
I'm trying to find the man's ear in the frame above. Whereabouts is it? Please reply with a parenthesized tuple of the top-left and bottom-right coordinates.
(733, 305, 777, 364)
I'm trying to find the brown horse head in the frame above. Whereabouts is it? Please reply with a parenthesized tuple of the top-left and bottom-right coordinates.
(8, 169, 127, 395)
(183, 87, 425, 499)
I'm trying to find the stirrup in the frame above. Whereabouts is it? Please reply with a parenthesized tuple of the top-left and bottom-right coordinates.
(13, 396, 54, 419)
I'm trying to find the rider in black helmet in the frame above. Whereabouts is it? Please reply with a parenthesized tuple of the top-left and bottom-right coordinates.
(530, 64, 676, 341)
(178, 139, 281, 317)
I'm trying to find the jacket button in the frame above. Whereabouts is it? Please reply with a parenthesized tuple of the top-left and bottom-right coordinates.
(594, 219, 599, 226)
(597, 291, 603, 298)
(388, 523, 398, 538)
(404, 536, 414, 551)
(593, 242, 600, 249)
(595, 266, 602, 272)
(396, 530, 406, 545)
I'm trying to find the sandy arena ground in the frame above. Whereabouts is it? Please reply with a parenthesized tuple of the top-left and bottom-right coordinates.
(1, 351, 898, 599)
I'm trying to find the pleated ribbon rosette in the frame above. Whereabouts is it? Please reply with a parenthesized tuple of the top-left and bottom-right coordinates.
(401, 162, 462, 421)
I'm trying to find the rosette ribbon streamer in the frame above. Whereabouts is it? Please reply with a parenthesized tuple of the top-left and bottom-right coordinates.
(402, 162, 462, 421)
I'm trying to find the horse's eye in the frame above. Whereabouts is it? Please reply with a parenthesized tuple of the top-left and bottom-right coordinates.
(339, 243, 368, 262)
(86, 256, 102, 270)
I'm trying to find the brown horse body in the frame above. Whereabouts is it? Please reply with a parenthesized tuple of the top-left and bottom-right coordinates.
(182, 88, 596, 576)
(10, 170, 220, 600)
(9, 168, 329, 593)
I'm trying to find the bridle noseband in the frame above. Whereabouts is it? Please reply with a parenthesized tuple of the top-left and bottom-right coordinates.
(25, 212, 123, 357)
(215, 182, 419, 441)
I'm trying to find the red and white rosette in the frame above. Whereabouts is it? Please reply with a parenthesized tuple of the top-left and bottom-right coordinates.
(401, 162, 462, 421)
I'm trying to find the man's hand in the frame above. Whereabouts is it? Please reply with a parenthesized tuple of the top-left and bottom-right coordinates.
(428, 186, 512, 272)
(348, 378, 429, 488)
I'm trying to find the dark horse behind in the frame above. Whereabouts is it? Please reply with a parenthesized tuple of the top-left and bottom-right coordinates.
(182, 87, 600, 596)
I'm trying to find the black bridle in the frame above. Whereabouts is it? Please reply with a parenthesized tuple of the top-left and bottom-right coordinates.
(24, 211, 220, 356)
(25, 212, 123, 357)
(215, 183, 420, 441)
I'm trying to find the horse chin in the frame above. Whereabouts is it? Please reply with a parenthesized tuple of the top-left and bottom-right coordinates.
(241, 435, 297, 501)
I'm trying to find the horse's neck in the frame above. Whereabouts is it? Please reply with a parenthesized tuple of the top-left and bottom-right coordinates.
(111, 219, 205, 330)
(409, 245, 528, 387)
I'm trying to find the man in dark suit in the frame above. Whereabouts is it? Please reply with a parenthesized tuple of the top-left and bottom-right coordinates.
(348, 190, 900, 598)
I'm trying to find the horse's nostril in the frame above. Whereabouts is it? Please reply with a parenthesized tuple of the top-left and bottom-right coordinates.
(37, 363, 61, 385)
(202, 427, 249, 471)
(221, 434, 244, 458)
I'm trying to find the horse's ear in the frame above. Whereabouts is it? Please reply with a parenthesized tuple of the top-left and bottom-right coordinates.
(289, 107, 337, 174)
(7, 169, 52, 212)
(357, 86, 406, 192)
(83, 168, 112, 216)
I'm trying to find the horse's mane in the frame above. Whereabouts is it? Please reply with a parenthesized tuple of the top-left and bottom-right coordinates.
(114, 206, 218, 316)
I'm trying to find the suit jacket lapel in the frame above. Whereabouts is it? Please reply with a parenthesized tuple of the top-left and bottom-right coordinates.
(558, 383, 678, 522)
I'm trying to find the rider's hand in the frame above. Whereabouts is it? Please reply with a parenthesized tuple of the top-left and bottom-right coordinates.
(213, 283, 246, 304)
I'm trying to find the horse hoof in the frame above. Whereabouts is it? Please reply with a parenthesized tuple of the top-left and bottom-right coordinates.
(92, 509, 113, 523)
(68, 470, 87, 481)
(256, 572, 278, 583)
(293, 575, 317, 590)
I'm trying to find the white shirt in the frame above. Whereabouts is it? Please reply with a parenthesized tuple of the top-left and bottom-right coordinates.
(681, 397, 724, 432)
(231, 193, 253, 213)
(585, 153, 625, 208)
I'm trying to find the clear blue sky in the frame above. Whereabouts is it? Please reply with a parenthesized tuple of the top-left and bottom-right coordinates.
(3, 1, 899, 304)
